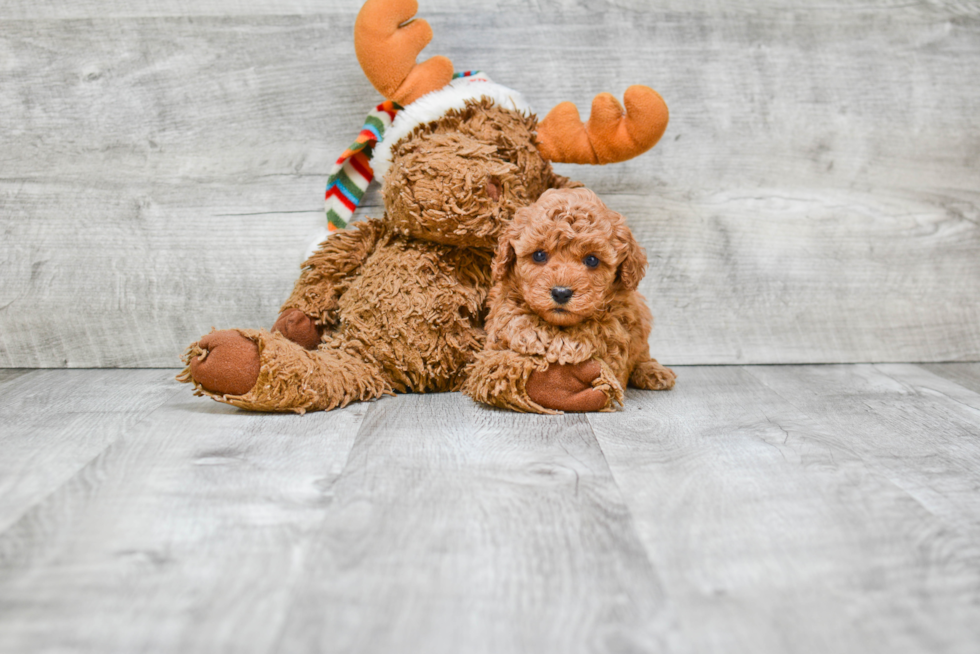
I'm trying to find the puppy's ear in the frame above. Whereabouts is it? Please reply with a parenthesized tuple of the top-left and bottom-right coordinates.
(492, 209, 527, 282)
(492, 236, 516, 282)
(616, 226, 648, 291)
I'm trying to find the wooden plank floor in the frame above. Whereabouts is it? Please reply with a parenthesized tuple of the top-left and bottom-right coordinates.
(1, 365, 979, 653)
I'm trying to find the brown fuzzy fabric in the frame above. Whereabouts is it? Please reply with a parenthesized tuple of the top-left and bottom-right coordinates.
(280, 218, 387, 328)
(384, 99, 561, 250)
(179, 100, 576, 412)
(181, 328, 393, 414)
(462, 188, 674, 414)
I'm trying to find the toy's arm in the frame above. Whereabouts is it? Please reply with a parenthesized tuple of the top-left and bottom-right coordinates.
(277, 218, 386, 343)
(463, 350, 622, 414)
(463, 350, 554, 413)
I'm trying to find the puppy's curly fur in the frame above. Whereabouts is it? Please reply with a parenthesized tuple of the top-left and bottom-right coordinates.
(463, 188, 675, 413)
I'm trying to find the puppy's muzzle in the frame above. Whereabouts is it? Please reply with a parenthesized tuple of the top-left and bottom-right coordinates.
(551, 287, 573, 305)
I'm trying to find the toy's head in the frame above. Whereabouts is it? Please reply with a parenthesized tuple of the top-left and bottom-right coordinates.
(347, 0, 670, 250)
(379, 91, 556, 249)
(491, 188, 646, 327)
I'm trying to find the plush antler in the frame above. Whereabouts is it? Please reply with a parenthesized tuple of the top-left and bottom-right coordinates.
(354, 0, 454, 106)
(536, 86, 669, 165)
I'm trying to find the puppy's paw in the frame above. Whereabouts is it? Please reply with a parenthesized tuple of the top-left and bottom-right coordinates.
(630, 359, 676, 390)
(181, 330, 260, 396)
(526, 360, 610, 412)
(272, 309, 322, 350)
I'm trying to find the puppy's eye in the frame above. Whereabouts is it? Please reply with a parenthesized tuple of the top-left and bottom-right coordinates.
(532, 250, 548, 263)
(583, 254, 600, 269)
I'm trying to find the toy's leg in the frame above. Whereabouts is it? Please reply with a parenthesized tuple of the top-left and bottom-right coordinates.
(629, 358, 676, 391)
(178, 329, 392, 413)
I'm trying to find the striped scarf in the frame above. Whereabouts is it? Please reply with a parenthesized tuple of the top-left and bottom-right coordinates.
(324, 100, 399, 232)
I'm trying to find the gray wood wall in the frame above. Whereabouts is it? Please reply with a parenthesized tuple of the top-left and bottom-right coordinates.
(2, 0, 978, 367)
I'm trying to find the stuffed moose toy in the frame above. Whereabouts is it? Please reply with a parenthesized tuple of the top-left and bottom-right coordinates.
(178, 0, 669, 413)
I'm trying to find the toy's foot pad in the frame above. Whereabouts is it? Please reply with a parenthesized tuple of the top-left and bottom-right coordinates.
(187, 330, 260, 396)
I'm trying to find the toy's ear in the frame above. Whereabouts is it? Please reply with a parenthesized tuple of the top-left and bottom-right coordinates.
(616, 225, 648, 292)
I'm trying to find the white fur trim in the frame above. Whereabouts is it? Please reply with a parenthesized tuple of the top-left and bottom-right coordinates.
(371, 78, 532, 181)
(304, 226, 330, 261)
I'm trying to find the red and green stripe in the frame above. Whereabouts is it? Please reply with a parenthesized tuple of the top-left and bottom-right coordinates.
(324, 100, 399, 231)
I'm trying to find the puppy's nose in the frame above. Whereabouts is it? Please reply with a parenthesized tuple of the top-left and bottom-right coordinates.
(551, 287, 573, 304)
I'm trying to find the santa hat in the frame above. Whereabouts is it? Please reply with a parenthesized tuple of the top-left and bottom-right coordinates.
(371, 72, 530, 181)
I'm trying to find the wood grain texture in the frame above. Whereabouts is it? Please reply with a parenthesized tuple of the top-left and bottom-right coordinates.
(0, 370, 32, 385)
(616, 190, 980, 364)
(0, 369, 179, 533)
(588, 365, 980, 654)
(5, 0, 980, 19)
(2, 367, 980, 652)
(0, 377, 668, 654)
(745, 363, 980, 539)
(2, 1, 979, 365)
(0, 180, 322, 367)
(920, 362, 980, 395)
(275, 392, 670, 654)
(0, 382, 368, 654)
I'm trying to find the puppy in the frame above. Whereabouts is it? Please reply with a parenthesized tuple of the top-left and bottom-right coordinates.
(463, 187, 675, 413)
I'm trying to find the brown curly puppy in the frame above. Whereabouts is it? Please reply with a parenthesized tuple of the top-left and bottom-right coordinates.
(464, 188, 675, 413)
